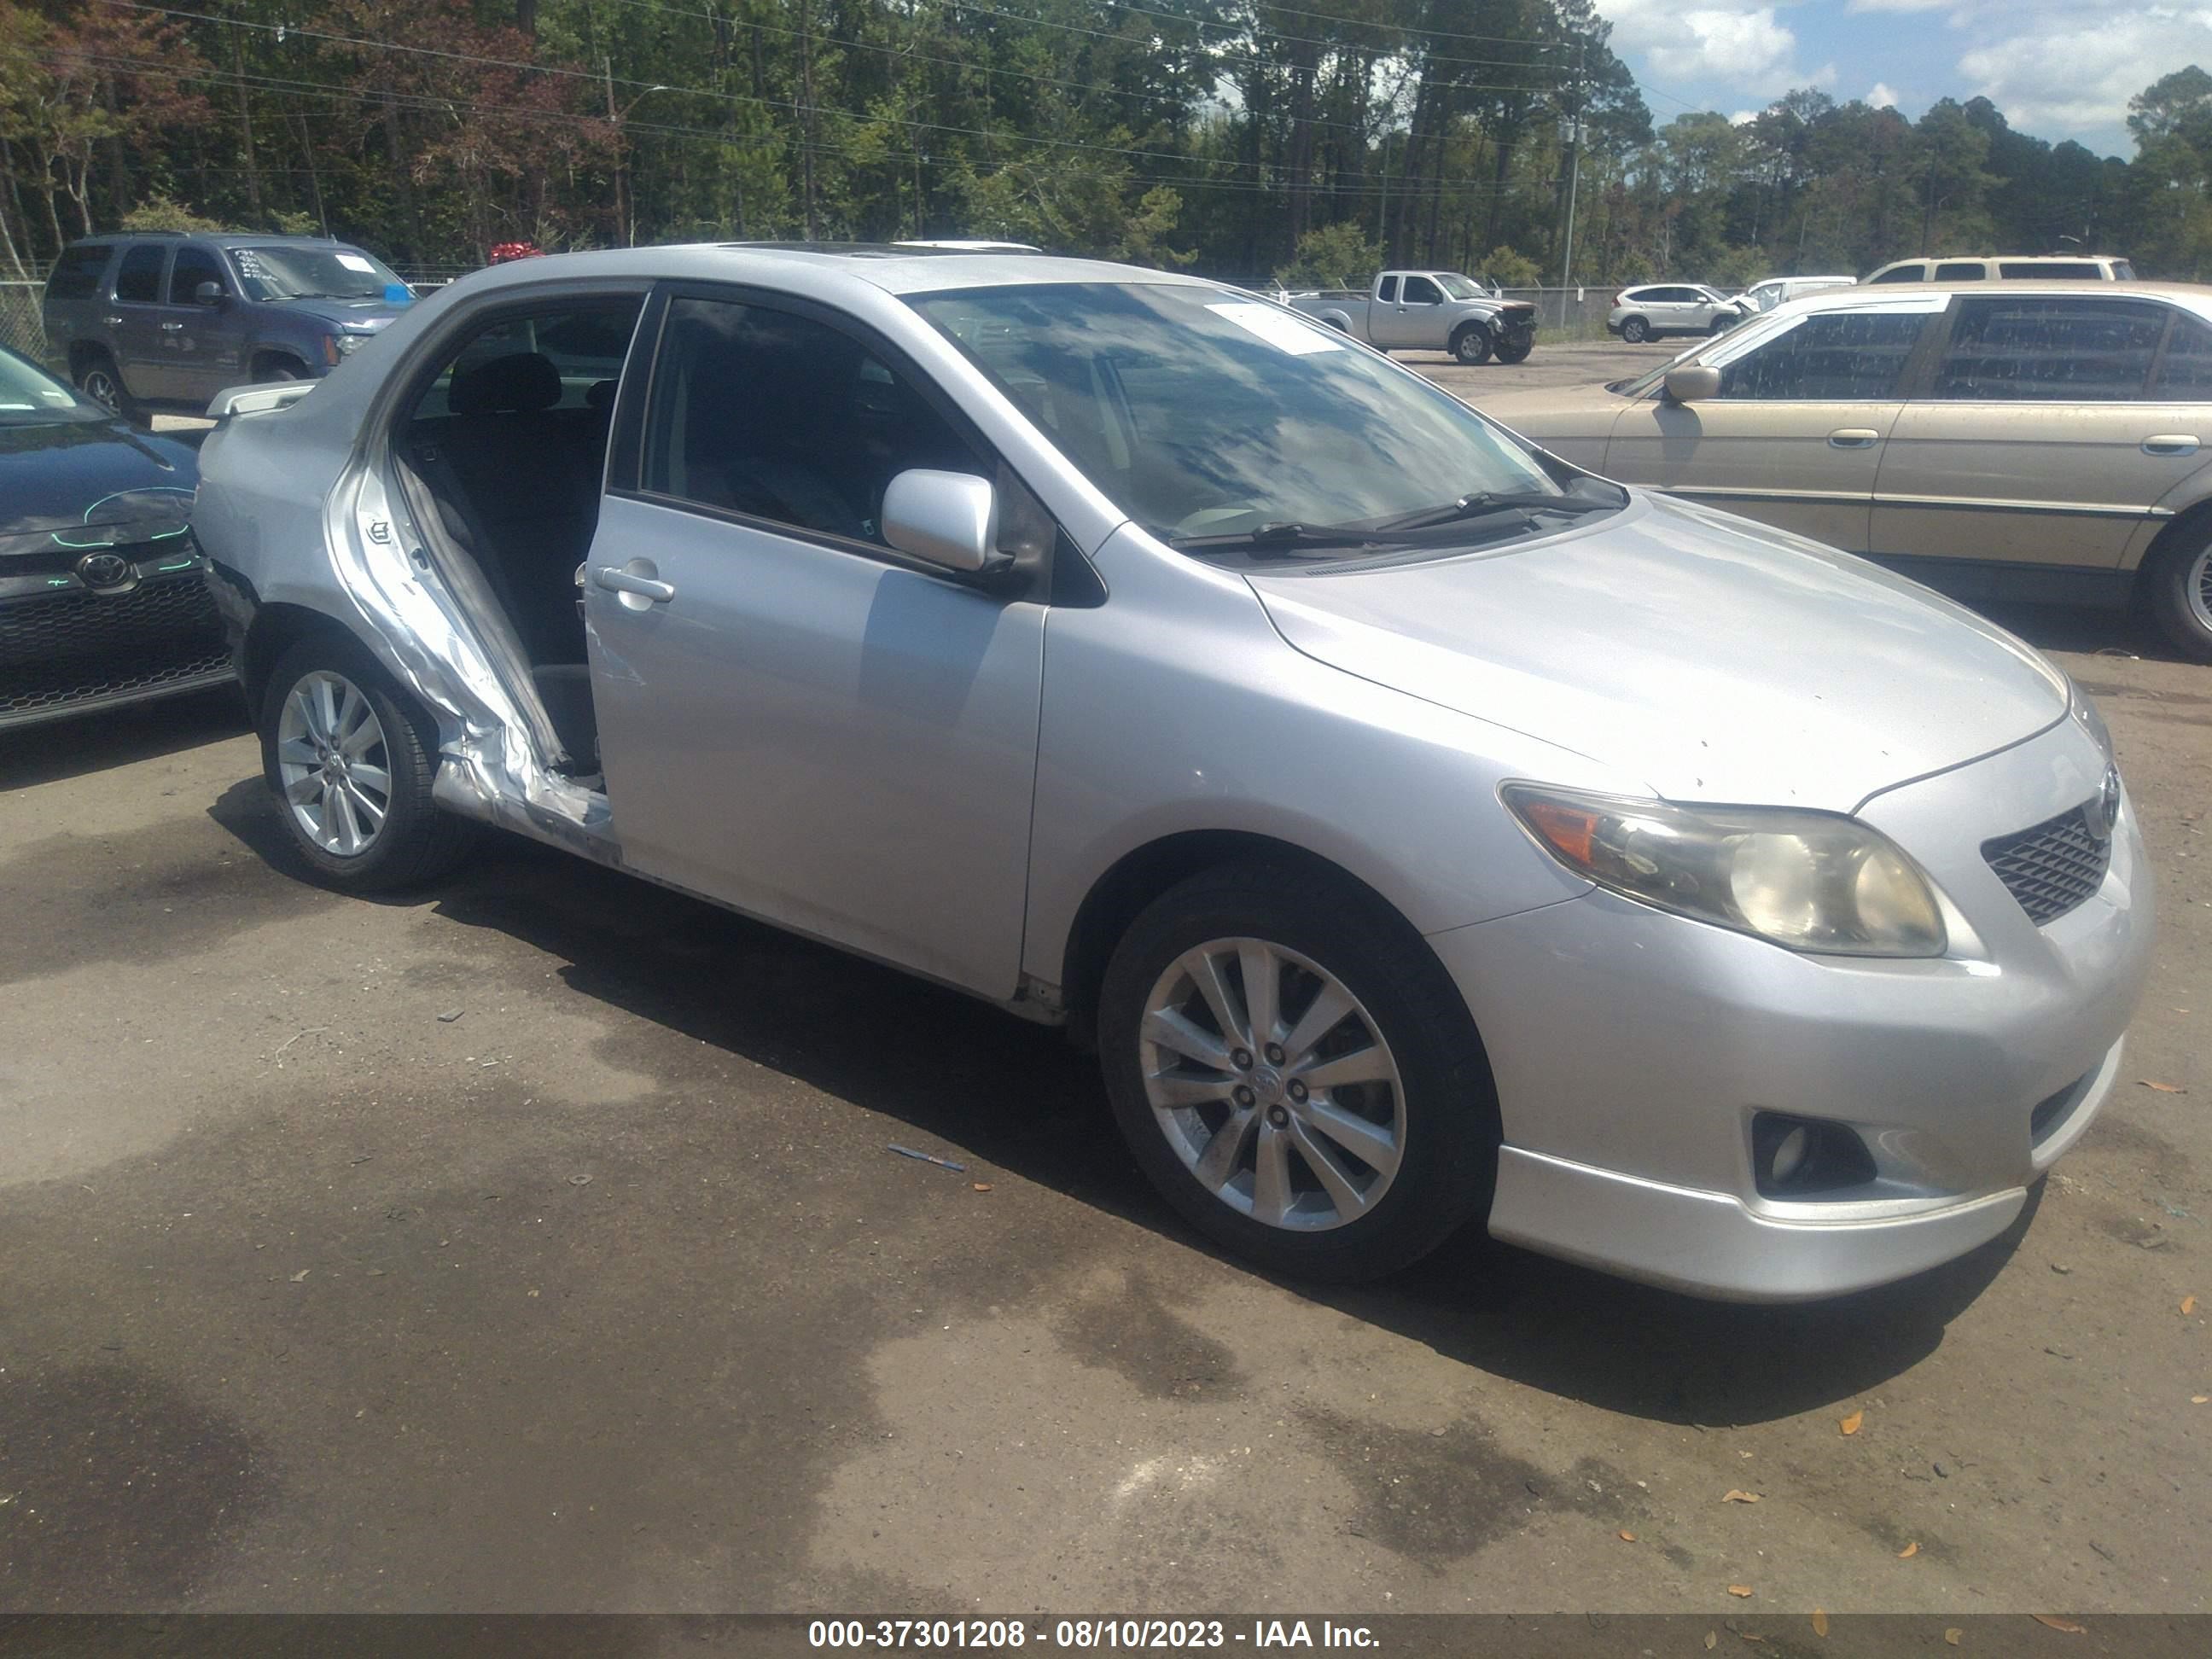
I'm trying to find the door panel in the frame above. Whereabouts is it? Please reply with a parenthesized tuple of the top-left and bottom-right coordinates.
(1603, 305, 1937, 550)
(1606, 400, 1895, 549)
(1871, 405, 2210, 568)
(160, 245, 248, 405)
(584, 498, 1045, 996)
(1376, 275, 1443, 349)
(107, 244, 171, 399)
(1871, 295, 2206, 568)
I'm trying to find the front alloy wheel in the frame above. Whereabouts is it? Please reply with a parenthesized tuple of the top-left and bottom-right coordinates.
(1139, 937, 1406, 1231)
(1097, 862, 1499, 1281)
(276, 670, 393, 857)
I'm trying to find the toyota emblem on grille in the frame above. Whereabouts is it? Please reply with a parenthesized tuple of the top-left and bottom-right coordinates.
(76, 551, 132, 590)
(2093, 765, 2122, 839)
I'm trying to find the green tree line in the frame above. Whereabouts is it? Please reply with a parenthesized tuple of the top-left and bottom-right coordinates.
(3, 0, 2209, 287)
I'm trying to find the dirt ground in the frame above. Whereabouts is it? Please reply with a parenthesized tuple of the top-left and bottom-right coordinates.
(3, 341, 2207, 1621)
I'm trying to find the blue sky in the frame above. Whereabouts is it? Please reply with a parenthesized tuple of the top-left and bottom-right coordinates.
(1593, 1, 2211, 158)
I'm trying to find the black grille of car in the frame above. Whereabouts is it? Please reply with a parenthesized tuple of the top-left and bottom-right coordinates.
(0, 571, 221, 660)
(0, 571, 230, 720)
(1982, 804, 2110, 926)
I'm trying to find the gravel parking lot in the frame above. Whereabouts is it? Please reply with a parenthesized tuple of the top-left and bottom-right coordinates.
(2, 338, 2207, 1623)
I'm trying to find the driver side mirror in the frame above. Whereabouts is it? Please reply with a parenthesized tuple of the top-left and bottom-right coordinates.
(193, 281, 227, 308)
(882, 469, 1002, 574)
(1664, 364, 1722, 404)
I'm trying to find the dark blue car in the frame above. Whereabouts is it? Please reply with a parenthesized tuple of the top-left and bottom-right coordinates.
(0, 343, 227, 728)
(41, 231, 413, 420)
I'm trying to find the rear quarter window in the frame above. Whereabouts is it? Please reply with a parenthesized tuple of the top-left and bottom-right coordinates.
(45, 244, 114, 300)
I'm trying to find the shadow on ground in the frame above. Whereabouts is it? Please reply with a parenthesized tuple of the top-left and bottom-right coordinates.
(0, 685, 248, 789)
(207, 770, 2036, 1433)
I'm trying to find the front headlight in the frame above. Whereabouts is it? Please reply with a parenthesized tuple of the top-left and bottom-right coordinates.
(324, 332, 365, 364)
(1502, 783, 1947, 958)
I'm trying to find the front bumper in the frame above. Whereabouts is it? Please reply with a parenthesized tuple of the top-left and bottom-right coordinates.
(1431, 719, 2154, 1301)
(0, 544, 235, 730)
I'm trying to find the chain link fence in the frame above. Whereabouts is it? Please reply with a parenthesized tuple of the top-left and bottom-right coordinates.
(1501, 288, 1616, 341)
(2, 281, 51, 364)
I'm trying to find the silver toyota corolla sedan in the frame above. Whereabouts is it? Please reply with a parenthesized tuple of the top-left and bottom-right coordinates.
(191, 245, 2154, 1300)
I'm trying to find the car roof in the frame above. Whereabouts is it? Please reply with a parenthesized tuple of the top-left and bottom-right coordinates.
(1786, 278, 2197, 305)
(425, 241, 1216, 300)
(65, 231, 370, 248)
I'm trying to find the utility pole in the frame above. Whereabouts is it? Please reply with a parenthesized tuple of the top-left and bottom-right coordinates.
(1557, 44, 1585, 335)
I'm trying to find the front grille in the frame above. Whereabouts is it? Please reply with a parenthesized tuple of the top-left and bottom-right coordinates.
(0, 572, 230, 722)
(1982, 804, 2110, 926)
(0, 572, 222, 662)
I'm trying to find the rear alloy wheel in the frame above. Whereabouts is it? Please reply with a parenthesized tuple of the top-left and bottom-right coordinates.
(1452, 324, 1494, 365)
(1098, 863, 1499, 1281)
(1620, 316, 1650, 344)
(260, 637, 476, 889)
(2148, 529, 2212, 663)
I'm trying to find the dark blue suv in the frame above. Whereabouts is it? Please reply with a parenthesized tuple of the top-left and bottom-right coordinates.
(43, 231, 415, 418)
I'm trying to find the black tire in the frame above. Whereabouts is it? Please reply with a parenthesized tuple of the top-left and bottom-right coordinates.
(75, 350, 141, 422)
(2145, 526, 2212, 663)
(1451, 323, 1494, 366)
(1493, 332, 1534, 365)
(1097, 860, 1501, 1282)
(254, 357, 306, 384)
(258, 635, 478, 890)
(1619, 316, 1650, 344)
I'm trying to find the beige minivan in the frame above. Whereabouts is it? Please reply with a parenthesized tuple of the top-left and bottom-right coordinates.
(1477, 282, 2212, 658)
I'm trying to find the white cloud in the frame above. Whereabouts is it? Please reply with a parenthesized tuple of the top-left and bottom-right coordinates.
(1844, 0, 1952, 13)
(1867, 82, 1901, 109)
(1601, 3, 1831, 101)
(1959, 11, 2212, 139)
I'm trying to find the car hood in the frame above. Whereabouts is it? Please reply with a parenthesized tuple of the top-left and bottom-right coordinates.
(0, 417, 198, 546)
(1474, 383, 1632, 444)
(276, 295, 408, 331)
(1246, 492, 2067, 812)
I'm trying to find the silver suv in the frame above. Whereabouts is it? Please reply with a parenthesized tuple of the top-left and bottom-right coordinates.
(1606, 283, 1751, 342)
(43, 231, 414, 419)
(191, 246, 2152, 1299)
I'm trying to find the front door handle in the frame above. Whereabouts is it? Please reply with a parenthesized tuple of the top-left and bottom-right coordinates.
(160, 321, 185, 332)
(591, 563, 676, 604)
(2144, 434, 2200, 457)
(102, 315, 123, 327)
(1829, 428, 1882, 449)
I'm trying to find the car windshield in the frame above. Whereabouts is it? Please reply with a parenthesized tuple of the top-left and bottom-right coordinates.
(230, 244, 403, 301)
(911, 282, 1566, 550)
(0, 346, 101, 425)
(1434, 273, 1487, 300)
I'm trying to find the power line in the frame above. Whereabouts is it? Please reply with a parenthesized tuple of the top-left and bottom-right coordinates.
(57, 45, 1536, 201)
(103, 0, 1569, 186)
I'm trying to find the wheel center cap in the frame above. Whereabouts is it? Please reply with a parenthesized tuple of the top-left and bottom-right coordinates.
(1253, 1066, 1284, 1099)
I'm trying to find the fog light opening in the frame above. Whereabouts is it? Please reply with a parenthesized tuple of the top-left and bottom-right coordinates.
(1769, 1125, 1810, 1185)
(1753, 1112, 1877, 1199)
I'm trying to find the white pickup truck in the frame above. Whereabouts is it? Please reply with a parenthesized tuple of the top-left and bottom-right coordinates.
(1285, 271, 1537, 365)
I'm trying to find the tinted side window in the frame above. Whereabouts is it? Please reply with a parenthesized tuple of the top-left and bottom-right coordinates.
(2115, 261, 2136, 280)
(168, 245, 226, 304)
(1717, 312, 1929, 400)
(2000, 261, 2099, 279)
(1932, 297, 2167, 401)
(1934, 262, 1988, 281)
(1400, 276, 1442, 305)
(45, 243, 114, 300)
(114, 244, 166, 304)
(2151, 311, 2212, 399)
(1376, 276, 1397, 302)
(641, 296, 983, 548)
(1868, 265, 1923, 284)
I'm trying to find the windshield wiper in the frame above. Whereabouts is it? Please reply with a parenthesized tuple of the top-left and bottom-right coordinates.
(1373, 489, 1621, 533)
(1167, 521, 1403, 555)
